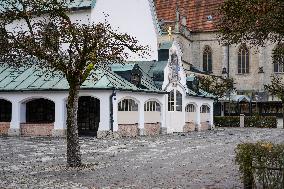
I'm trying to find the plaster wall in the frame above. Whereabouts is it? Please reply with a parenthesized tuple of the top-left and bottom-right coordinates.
(185, 112, 196, 122)
(0, 90, 112, 134)
(144, 112, 161, 123)
(117, 112, 139, 124)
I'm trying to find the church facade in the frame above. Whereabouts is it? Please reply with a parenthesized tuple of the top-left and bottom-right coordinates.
(155, 0, 283, 120)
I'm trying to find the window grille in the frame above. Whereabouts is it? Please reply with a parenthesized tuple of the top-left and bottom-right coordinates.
(200, 105, 210, 113)
(168, 90, 175, 111)
(185, 104, 196, 112)
(26, 98, 55, 123)
(118, 99, 138, 111)
(238, 45, 249, 74)
(203, 46, 212, 72)
(144, 101, 161, 112)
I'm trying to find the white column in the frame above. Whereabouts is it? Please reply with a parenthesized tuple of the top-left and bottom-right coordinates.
(195, 103, 201, 131)
(52, 98, 66, 136)
(99, 96, 110, 131)
(138, 99, 145, 135)
(112, 96, 118, 132)
(9, 100, 23, 136)
(209, 103, 214, 129)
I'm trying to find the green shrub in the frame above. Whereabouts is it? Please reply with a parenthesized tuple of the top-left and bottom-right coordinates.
(214, 116, 277, 128)
(214, 116, 240, 127)
(235, 142, 284, 189)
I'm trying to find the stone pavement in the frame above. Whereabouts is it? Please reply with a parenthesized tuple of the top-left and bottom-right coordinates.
(0, 128, 284, 189)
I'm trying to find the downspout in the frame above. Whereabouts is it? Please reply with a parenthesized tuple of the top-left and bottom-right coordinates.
(110, 89, 116, 132)
(227, 45, 230, 78)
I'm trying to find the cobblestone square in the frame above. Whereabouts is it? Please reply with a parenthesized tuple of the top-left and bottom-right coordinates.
(1, 128, 284, 189)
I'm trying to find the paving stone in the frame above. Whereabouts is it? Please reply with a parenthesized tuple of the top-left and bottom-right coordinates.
(0, 128, 284, 188)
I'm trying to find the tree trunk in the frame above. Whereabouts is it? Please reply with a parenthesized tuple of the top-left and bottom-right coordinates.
(66, 83, 82, 167)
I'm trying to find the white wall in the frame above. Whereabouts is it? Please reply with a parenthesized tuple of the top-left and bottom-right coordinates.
(117, 112, 139, 124)
(144, 112, 161, 123)
(185, 112, 196, 122)
(0, 90, 112, 131)
(91, 0, 158, 61)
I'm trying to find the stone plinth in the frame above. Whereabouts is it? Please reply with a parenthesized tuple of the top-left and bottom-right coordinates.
(118, 124, 139, 137)
(20, 123, 54, 136)
(144, 122, 161, 136)
(0, 122, 10, 135)
(183, 122, 196, 132)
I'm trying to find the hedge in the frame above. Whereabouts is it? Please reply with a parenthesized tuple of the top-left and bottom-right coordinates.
(214, 116, 277, 128)
(235, 142, 284, 189)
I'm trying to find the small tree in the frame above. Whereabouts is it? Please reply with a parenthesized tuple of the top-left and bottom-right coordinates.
(264, 76, 284, 127)
(0, 0, 148, 167)
(198, 75, 235, 100)
(218, 0, 284, 47)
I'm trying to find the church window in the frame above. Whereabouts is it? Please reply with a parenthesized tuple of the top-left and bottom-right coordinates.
(168, 90, 175, 111)
(203, 46, 212, 72)
(185, 104, 196, 112)
(176, 90, 182, 112)
(238, 45, 249, 74)
(118, 99, 138, 111)
(273, 45, 284, 73)
(144, 101, 161, 112)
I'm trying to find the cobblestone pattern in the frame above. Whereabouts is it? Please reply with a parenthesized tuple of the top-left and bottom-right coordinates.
(144, 123, 161, 136)
(183, 122, 196, 132)
(118, 124, 139, 137)
(20, 123, 54, 136)
(0, 122, 10, 135)
(1, 128, 284, 189)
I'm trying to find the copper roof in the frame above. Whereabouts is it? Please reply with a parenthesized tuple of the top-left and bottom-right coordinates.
(155, 0, 224, 32)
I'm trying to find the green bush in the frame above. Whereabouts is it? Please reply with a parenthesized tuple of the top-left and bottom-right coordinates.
(235, 142, 284, 189)
(214, 116, 277, 128)
(214, 116, 240, 127)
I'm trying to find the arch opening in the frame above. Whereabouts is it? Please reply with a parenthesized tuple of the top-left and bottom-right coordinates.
(0, 99, 12, 122)
(78, 96, 100, 137)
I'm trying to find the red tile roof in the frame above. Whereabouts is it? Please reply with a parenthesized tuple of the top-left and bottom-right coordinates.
(155, 0, 224, 32)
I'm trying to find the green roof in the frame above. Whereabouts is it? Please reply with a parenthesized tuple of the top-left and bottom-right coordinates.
(0, 64, 163, 93)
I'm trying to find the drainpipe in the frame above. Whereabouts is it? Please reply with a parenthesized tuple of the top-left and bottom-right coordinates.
(227, 45, 230, 78)
(110, 89, 116, 131)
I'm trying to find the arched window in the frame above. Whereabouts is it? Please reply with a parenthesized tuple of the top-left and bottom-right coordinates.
(203, 46, 212, 72)
(185, 104, 196, 112)
(168, 90, 175, 111)
(273, 44, 284, 73)
(176, 90, 182, 112)
(26, 98, 55, 123)
(238, 45, 249, 74)
(200, 105, 210, 113)
(118, 99, 138, 111)
(144, 101, 161, 112)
